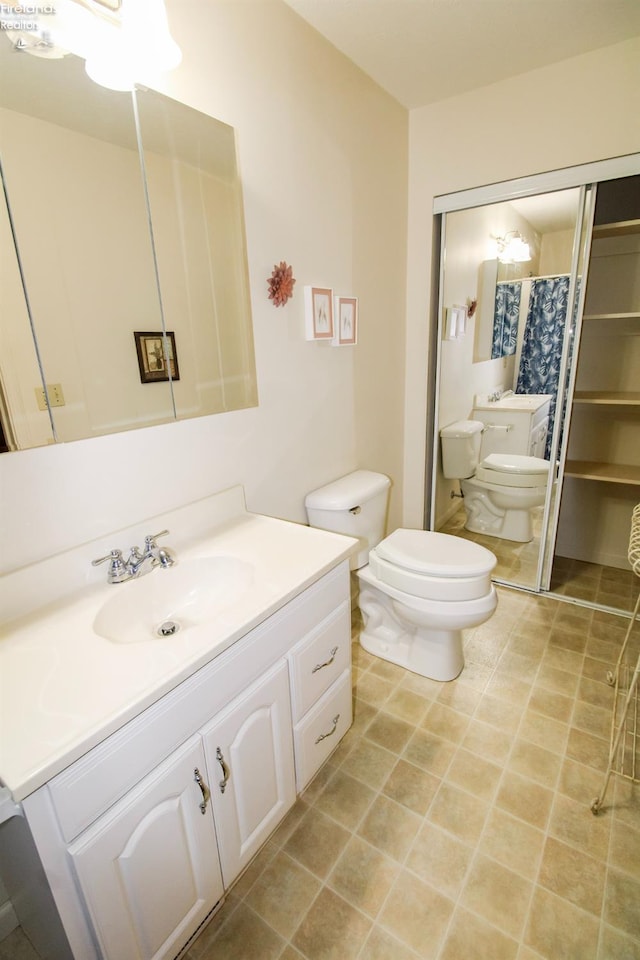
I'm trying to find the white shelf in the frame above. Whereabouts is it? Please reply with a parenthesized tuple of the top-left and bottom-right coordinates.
(582, 312, 640, 322)
(573, 391, 640, 406)
(565, 460, 640, 486)
(592, 219, 640, 239)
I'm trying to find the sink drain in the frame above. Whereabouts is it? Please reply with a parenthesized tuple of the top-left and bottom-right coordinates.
(157, 620, 180, 637)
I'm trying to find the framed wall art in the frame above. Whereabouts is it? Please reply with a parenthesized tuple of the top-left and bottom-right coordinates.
(333, 296, 358, 346)
(304, 286, 334, 341)
(134, 331, 180, 383)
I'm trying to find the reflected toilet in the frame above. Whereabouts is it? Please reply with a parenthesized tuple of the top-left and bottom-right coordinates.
(440, 420, 549, 543)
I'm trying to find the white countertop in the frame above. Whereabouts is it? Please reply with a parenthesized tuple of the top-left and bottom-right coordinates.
(0, 488, 357, 801)
(473, 393, 552, 413)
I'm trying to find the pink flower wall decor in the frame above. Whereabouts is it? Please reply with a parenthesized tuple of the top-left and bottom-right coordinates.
(267, 261, 296, 307)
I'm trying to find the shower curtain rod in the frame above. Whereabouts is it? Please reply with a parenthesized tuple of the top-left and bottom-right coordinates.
(496, 272, 571, 284)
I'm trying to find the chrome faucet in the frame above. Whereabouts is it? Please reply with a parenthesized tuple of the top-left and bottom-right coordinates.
(139, 530, 176, 570)
(93, 530, 176, 583)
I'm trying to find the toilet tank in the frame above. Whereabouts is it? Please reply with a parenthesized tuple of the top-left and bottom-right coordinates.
(305, 470, 391, 569)
(440, 420, 483, 479)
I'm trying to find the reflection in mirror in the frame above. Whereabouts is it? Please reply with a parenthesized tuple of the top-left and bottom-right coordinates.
(0, 172, 56, 451)
(432, 188, 581, 592)
(134, 87, 257, 419)
(0, 42, 173, 447)
(541, 187, 595, 594)
(0, 40, 257, 452)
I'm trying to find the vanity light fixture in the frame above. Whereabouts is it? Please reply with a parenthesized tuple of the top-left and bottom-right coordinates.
(3, 0, 181, 91)
(84, 0, 182, 91)
(494, 230, 531, 264)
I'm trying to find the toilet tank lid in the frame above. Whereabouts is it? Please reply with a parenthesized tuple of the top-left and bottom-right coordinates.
(481, 453, 550, 475)
(376, 529, 496, 579)
(440, 420, 484, 438)
(305, 470, 391, 510)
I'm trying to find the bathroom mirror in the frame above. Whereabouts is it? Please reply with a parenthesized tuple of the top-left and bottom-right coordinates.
(0, 40, 257, 452)
(431, 187, 583, 593)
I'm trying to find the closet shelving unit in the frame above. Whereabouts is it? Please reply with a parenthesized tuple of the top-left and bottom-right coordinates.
(591, 502, 640, 815)
(564, 218, 640, 489)
(555, 201, 640, 582)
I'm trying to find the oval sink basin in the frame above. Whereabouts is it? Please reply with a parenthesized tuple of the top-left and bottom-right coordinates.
(495, 394, 551, 410)
(93, 557, 254, 644)
(475, 394, 551, 412)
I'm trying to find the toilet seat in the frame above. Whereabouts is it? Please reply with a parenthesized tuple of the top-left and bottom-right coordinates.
(476, 453, 549, 488)
(367, 529, 496, 602)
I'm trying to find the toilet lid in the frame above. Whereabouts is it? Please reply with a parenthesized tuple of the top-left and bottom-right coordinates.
(480, 454, 549, 476)
(375, 529, 496, 579)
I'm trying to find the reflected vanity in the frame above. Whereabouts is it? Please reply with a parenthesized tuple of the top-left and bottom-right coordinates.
(0, 40, 257, 452)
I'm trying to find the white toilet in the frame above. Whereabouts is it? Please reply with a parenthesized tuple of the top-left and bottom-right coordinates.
(305, 471, 497, 681)
(440, 420, 550, 543)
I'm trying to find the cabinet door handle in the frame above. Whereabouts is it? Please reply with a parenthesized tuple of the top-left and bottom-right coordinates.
(315, 714, 340, 744)
(312, 646, 339, 674)
(193, 767, 210, 815)
(216, 747, 230, 794)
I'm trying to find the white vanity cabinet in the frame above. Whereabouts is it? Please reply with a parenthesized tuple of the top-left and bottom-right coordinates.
(202, 660, 295, 886)
(287, 600, 352, 791)
(68, 737, 222, 960)
(472, 396, 551, 458)
(69, 664, 296, 960)
(22, 558, 352, 960)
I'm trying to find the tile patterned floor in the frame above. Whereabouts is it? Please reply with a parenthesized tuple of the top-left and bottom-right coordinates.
(186, 587, 640, 960)
(3, 587, 638, 960)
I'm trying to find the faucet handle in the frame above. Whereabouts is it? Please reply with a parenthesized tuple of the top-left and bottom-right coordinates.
(144, 529, 170, 549)
(91, 549, 129, 583)
(92, 549, 124, 567)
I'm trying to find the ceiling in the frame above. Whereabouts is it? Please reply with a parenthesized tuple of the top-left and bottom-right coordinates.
(283, 0, 640, 109)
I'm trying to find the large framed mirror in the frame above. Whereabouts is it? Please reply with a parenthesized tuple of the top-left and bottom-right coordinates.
(430, 186, 586, 592)
(429, 158, 640, 616)
(0, 38, 257, 453)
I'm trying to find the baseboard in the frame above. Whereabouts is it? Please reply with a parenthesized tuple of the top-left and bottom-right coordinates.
(555, 546, 630, 572)
(436, 498, 464, 531)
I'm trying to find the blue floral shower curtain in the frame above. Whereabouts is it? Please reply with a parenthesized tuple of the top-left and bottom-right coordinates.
(491, 282, 521, 358)
(515, 276, 570, 459)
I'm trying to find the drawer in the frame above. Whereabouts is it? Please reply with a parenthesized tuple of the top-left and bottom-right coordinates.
(288, 601, 351, 721)
(293, 669, 352, 792)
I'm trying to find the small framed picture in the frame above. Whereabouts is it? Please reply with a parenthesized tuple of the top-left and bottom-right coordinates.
(333, 296, 358, 346)
(304, 286, 334, 340)
(134, 331, 180, 383)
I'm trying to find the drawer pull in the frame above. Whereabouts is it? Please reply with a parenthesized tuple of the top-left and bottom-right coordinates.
(315, 714, 340, 744)
(193, 767, 210, 815)
(312, 646, 339, 674)
(216, 747, 230, 794)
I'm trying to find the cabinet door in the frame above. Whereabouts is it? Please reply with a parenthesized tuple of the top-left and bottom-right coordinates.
(203, 660, 295, 887)
(69, 736, 223, 960)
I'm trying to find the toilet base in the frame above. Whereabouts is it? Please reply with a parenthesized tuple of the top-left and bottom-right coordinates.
(464, 507, 533, 543)
(461, 479, 547, 543)
(358, 585, 465, 682)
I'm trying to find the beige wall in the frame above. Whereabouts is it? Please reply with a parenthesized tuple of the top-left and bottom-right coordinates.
(404, 36, 640, 527)
(3, 7, 638, 573)
(0, 0, 408, 571)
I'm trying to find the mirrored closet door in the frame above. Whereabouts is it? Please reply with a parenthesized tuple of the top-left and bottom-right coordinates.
(428, 157, 640, 615)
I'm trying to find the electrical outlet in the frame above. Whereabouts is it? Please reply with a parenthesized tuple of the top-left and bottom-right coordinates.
(49, 383, 65, 406)
(35, 384, 65, 410)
